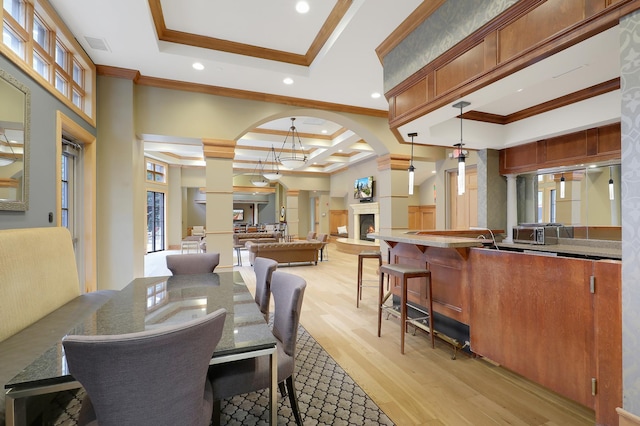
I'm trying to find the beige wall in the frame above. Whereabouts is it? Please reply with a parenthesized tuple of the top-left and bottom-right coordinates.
(95, 77, 440, 282)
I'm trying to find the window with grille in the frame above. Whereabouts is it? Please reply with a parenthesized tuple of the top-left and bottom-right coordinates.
(2, 0, 93, 119)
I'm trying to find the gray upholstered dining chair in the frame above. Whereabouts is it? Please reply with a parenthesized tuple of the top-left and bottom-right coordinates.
(316, 233, 329, 261)
(165, 252, 220, 275)
(62, 308, 227, 426)
(209, 271, 307, 426)
(253, 257, 278, 322)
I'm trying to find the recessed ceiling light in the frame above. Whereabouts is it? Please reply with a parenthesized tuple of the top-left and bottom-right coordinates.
(517, 88, 523, 92)
(371, 92, 381, 99)
(338, 149, 343, 153)
(321, 129, 328, 134)
(192, 62, 204, 71)
(431, 170, 436, 174)
(296, 1, 310, 14)
(283, 77, 294, 85)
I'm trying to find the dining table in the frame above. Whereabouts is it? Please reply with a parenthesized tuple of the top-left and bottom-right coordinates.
(4, 271, 278, 425)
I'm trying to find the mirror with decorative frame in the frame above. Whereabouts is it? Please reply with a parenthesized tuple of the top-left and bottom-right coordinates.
(0, 67, 29, 211)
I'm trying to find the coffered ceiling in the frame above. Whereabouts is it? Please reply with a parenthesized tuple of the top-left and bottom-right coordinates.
(49, 0, 621, 183)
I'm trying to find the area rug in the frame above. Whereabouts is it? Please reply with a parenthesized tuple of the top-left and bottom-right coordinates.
(49, 325, 395, 426)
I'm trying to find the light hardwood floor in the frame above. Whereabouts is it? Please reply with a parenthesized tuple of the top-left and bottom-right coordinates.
(145, 244, 595, 426)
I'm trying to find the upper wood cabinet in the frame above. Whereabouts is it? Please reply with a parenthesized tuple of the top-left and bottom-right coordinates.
(386, 0, 639, 129)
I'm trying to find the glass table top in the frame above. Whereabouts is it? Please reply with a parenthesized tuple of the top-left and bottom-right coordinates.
(6, 271, 276, 390)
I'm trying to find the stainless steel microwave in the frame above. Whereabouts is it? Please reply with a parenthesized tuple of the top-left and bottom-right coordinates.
(512, 225, 559, 245)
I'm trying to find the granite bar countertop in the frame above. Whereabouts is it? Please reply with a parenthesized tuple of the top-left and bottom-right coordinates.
(497, 238, 621, 260)
(369, 231, 483, 248)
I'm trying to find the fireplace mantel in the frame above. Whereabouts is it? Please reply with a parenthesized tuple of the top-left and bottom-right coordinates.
(350, 202, 379, 241)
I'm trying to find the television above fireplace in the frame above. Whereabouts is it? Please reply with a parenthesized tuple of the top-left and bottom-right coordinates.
(354, 176, 374, 202)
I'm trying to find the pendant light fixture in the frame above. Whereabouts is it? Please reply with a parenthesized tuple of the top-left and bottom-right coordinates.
(609, 166, 614, 201)
(277, 118, 307, 169)
(560, 173, 566, 198)
(407, 132, 417, 195)
(452, 101, 470, 195)
(250, 159, 269, 187)
(0, 128, 18, 167)
(262, 145, 282, 181)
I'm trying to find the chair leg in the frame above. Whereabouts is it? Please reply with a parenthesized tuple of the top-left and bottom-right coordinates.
(278, 381, 287, 397)
(212, 399, 222, 426)
(286, 376, 303, 426)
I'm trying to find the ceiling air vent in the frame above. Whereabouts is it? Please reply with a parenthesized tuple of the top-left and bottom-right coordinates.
(84, 36, 110, 52)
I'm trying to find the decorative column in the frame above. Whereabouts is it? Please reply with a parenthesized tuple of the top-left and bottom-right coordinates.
(620, 9, 640, 421)
(203, 138, 236, 270)
(523, 174, 537, 223)
(376, 154, 410, 258)
(504, 174, 517, 243)
(476, 149, 506, 230)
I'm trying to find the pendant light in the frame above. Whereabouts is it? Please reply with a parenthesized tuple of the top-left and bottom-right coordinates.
(0, 128, 18, 167)
(262, 145, 282, 181)
(250, 159, 269, 187)
(609, 166, 614, 201)
(407, 132, 417, 195)
(277, 118, 307, 169)
(560, 173, 565, 198)
(452, 101, 470, 195)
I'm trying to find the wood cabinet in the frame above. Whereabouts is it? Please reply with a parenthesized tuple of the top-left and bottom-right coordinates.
(468, 249, 621, 426)
(329, 209, 348, 235)
(386, 238, 621, 425)
(408, 205, 436, 230)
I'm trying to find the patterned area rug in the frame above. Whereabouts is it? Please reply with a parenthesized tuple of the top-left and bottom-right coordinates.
(50, 325, 395, 426)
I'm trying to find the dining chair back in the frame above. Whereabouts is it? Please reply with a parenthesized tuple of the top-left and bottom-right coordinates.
(191, 226, 205, 237)
(62, 308, 227, 426)
(166, 252, 220, 275)
(253, 257, 278, 321)
(209, 271, 306, 425)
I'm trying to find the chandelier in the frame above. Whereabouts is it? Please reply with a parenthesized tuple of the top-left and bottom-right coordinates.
(250, 159, 269, 187)
(262, 145, 282, 181)
(0, 128, 18, 167)
(277, 118, 307, 169)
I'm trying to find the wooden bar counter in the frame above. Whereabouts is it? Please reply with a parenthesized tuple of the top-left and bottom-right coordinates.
(371, 230, 622, 426)
(369, 230, 482, 328)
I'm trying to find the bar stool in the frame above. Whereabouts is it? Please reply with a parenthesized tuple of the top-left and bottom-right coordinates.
(377, 264, 433, 354)
(356, 250, 382, 308)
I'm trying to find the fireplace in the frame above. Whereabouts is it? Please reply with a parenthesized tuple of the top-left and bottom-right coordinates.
(359, 214, 375, 241)
(350, 202, 379, 241)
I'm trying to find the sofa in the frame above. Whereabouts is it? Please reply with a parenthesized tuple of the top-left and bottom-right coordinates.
(0, 227, 116, 424)
(245, 240, 324, 266)
(233, 231, 281, 247)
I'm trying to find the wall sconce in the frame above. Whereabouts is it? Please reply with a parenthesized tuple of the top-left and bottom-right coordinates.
(609, 166, 614, 201)
(560, 173, 565, 198)
(407, 132, 417, 195)
(452, 101, 470, 195)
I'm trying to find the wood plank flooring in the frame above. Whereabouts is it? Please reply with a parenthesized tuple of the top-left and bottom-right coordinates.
(144, 244, 595, 426)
